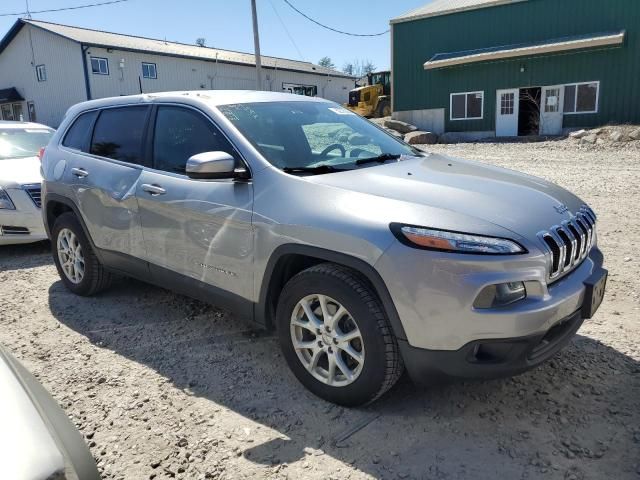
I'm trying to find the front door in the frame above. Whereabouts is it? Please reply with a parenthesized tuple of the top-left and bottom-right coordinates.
(540, 85, 564, 135)
(136, 105, 254, 300)
(495, 89, 519, 137)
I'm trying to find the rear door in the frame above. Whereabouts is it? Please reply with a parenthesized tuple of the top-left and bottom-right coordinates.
(540, 85, 564, 135)
(136, 104, 254, 299)
(60, 106, 149, 273)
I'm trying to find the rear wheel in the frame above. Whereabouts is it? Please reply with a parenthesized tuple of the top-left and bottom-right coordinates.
(52, 212, 112, 296)
(276, 263, 404, 406)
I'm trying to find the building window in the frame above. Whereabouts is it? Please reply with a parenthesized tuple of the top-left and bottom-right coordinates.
(36, 64, 47, 82)
(90, 57, 109, 75)
(564, 82, 599, 114)
(544, 88, 561, 113)
(500, 92, 514, 115)
(282, 82, 318, 97)
(450, 91, 484, 120)
(142, 62, 157, 79)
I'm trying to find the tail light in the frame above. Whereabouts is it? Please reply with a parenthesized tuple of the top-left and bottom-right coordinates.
(38, 147, 45, 161)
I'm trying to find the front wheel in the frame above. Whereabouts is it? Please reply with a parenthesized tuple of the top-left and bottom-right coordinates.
(276, 263, 404, 406)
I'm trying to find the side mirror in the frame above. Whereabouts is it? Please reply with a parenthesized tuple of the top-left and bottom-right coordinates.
(186, 151, 249, 180)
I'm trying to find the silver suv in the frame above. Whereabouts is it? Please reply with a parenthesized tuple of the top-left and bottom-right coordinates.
(41, 91, 607, 406)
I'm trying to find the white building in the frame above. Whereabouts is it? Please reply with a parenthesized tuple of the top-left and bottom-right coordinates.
(0, 19, 354, 127)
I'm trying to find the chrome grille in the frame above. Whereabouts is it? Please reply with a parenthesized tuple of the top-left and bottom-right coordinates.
(539, 205, 596, 280)
(22, 183, 42, 208)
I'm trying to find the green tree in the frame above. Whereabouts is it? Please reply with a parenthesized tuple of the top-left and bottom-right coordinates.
(318, 56, 335, 69)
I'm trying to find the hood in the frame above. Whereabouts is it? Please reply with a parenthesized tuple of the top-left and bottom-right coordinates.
(0, 156, 42, 188)
(306, 154, 586, 240)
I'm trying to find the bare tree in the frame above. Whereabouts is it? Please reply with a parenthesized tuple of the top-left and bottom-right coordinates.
(342, 62, 354, 76)
(195, 37, 206, 47)
(520, 89, 542, 135)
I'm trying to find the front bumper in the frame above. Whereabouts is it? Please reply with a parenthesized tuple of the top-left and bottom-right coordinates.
(399, 308, 584, 384)
(0, 187, 47, 245)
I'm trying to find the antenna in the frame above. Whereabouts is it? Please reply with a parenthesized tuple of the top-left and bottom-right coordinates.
(25, 0, 32, 18)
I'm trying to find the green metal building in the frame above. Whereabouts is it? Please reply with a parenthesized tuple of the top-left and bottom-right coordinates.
(391, 0, 638, 138)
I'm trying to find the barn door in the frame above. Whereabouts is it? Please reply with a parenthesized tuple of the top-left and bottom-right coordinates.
(540, 85, 564, 135)
(495, 89, 519, 137)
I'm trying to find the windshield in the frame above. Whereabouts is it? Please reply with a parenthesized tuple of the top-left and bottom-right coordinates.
(0, 127, 54, 160)
(218, 101, 420, 172)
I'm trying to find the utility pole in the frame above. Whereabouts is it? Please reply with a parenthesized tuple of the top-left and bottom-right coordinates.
(251, 0, 263, 90)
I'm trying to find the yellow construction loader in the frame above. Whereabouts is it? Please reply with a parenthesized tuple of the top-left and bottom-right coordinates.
(345, 71, 391, 118)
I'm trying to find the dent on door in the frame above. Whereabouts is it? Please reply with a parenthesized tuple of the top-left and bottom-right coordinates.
(65, 153, 146, 260)
(136, 172, 254, 299)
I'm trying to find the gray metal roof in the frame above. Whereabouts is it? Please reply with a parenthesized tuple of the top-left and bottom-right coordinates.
(391, 0, 527, 24)
(21, 20, 353, 79)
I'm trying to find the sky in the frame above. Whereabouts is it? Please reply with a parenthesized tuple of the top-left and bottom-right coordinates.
(0, 0, 429, 72)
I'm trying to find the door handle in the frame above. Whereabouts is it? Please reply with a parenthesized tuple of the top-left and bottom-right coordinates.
(71, 167, 89, 178)
(141, 183, 166, 196)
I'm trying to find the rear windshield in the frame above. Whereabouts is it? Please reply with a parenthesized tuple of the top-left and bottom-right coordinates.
(0, 127, 54, 160)
(218, 101, 419, 171)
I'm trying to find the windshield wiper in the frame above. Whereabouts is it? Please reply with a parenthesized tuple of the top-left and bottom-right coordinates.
(355, 153, 401, 166)
(282, 164, 351, 174)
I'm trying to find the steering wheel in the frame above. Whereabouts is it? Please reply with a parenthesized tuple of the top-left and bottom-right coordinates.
(320, 143, 346, 158)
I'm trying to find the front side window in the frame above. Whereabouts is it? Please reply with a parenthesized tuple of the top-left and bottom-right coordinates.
(142, 62, 157, 79)
(564, 82, 599, 114)
(91, 57, 109, 75)
(0, 127, 54, 160)
(218, 101, 418, 172)
(63, 110, 98, 151)
(450, 91, 483, 120)
(90, 106, 149, 164)
(152, 106, 235, 174)
(36, 64, 47, 82)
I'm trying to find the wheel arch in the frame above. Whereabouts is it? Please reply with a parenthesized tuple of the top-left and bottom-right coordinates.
(256, 244, 407, 341)
(44, 194, 100, 255)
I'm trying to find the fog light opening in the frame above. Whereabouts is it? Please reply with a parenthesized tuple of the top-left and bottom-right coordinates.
(474, 282, 526, 309)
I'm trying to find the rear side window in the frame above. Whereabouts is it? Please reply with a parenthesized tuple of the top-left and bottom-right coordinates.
(152, 106, 235, 174)
(90, 106, 149, 164)
(62, 111, 97, 151)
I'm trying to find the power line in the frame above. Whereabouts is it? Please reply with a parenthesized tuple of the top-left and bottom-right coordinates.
(282, 0, 389, 37)
(268, 0, 305, 61)
(0, 0, 129, 17)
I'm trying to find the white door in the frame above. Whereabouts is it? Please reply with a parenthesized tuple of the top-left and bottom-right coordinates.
(540, 85, 564, 135)
(495, 89, 519, 136)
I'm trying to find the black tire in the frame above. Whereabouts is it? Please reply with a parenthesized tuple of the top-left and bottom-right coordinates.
(51, 212, 112, 296)
(276, 263, 404, 406)
(375, 99, 391, 118)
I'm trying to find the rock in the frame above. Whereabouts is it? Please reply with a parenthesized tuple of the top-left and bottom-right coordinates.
(384, 119, 418, 134)
(609, 131, 628, 142)
(404, 131, 438, 145)
(569, 129, 587, 139)
(348, 133, 370, 145)
(581, 134, 597, 144)
(629, 128, 640, 140)
(589, 128, 602, 135)
(177, 438, 188, 448)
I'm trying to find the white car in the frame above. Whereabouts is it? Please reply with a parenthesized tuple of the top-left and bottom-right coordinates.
(0, 121, 54, 245)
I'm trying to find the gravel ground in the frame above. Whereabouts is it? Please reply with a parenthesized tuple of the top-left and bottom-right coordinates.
(1, 140, 639, 480)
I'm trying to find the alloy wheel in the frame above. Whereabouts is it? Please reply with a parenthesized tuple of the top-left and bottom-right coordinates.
(57, 228, 85, 284)
(290, 294, 365, 387)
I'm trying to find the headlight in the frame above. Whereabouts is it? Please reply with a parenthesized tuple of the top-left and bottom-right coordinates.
(0, 187, 15, 210)
(391, 224, 526, 254)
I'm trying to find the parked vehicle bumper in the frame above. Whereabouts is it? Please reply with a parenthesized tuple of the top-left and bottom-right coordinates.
(0, 187, 46, 245)
(375, 240, 605, 380)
